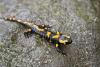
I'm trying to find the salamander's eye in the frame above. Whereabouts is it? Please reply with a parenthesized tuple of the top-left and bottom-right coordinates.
(63, 37, 67, 40)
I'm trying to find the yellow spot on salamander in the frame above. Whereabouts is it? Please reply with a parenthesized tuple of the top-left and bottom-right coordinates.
(28, 29, 32, 31)
(17, 20, 22, 22)
(42, 25, 44, 27)
(52, 35, 60, 38)
(47, 32, 51, 37)
(57, 31, 60, 35)
(38, 28, 44, 31)
(56, 44, 59, 47)
(59, 40, 66, 44)
(12, 16, 16, 20)
(52, 32, 60, 39)
(34, 25, 45, 32)
(9, 17, 12, 20)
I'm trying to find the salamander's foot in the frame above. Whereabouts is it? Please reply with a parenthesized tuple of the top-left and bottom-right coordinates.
(56, 48, 66, 55)
(56, 45, 67, 56)
(24, 29, 33, 38)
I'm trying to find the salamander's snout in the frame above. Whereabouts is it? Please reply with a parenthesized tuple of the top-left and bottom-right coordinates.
(59, 34, 72, 45)
(65, 37, 72, 44)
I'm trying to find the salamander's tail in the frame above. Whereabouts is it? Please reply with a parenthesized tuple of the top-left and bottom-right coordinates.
(4, 16, 23, 23)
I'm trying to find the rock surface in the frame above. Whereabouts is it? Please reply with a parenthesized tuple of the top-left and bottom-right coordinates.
(0, 0, 99, 67)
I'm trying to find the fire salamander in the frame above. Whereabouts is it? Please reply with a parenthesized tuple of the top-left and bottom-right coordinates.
(4, 16, 72, 55)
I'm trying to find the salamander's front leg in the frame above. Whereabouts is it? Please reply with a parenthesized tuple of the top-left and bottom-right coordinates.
(24, 29, 33, 38)
(56, 44, 66, 55)
(49, 42, 66, 55)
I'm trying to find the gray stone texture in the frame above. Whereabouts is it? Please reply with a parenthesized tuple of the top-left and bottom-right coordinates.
(0, 0, 99, 67)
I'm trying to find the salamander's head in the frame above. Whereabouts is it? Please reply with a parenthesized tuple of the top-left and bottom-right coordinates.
(59, 34, 72, 45)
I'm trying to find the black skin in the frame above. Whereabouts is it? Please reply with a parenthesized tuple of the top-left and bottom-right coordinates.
(38, 25, 51, 29)
(23, 29, 67, 55)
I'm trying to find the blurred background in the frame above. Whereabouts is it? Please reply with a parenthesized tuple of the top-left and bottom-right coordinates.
(0, 0, 99, 67)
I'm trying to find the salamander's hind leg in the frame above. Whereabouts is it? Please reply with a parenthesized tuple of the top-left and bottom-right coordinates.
(24, 29, 33, 38)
